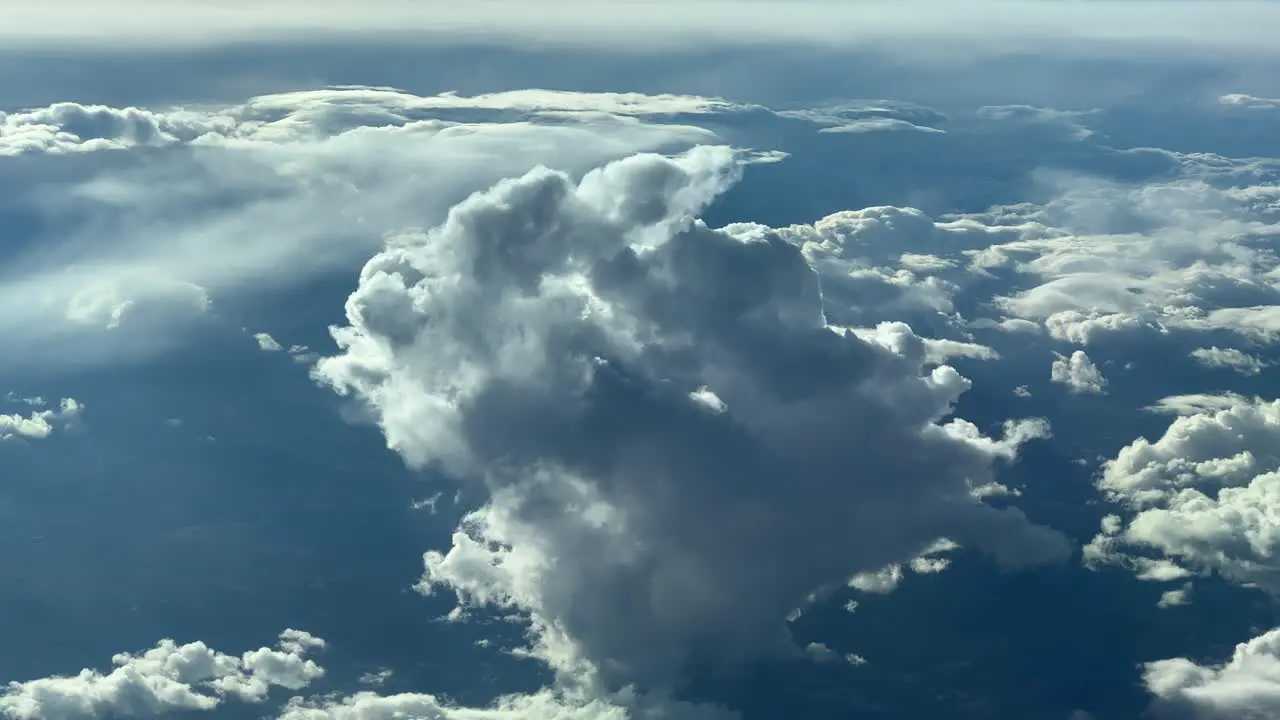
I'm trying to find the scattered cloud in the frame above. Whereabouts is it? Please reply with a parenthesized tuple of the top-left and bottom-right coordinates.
(1190, 346, 1268, 375)
(1086, 394, 1280, 594)
(1051, 350, 1108, 395)
(1156, 583, 1193, 609)
(0, 630, 324, 720)
(1145, 627, 1280, 719)
(0, 396, 83, 441)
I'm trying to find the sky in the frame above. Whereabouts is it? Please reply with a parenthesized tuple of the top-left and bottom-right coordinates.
(4, 2, 1280, 719)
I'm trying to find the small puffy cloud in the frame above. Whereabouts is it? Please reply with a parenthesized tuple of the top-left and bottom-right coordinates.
(1157, 583, 1193, 609)
(1190, 346, 1268, 375)
(848, 564, 905, 595)
(1145, 627, 1280, 719)
(848, 538, 961, 594)
(1050, 350, 1107, 394)
(0, 629, 324, 720)
(1086, 394, 1280, 594)
(0, 397, 83, 441)
(1219, 93, 1280, 110)
(254, 332, 284, 352)
(315, 145, 1068, 694)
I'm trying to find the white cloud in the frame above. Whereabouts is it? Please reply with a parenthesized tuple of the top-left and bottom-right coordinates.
(848, 538, 961, 594)
(848, 564, 905, 595)
(971, 173, 1280, 346)
(1191, 346, 1268, 375)
(1086, 394, 1280, 594)
(254, 332, 284, 352)
(276, 687, 736, 720)
(1050, 350, 1107, 394)
(314, 144, 1068, 695)
(0, 87, 750, 158)
(0, 397, 83, 441)
(1157, 583, 1193, 609)
(0, 630, 324, 720)
(1219, 93, 1280, 110)
(1145, 627, 1280, 719)
(1146, 393, 1253, 417)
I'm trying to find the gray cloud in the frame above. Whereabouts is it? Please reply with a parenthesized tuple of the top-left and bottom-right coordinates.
(314, 145, 1069, 697)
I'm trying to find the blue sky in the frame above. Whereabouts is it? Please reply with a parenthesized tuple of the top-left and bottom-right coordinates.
(4, 3, 1280, 719)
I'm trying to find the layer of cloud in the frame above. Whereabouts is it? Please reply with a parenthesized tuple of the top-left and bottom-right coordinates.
(315, 144, 1068, 699)
(0, 630, 324, 720)
(0, 87, 726, 372)
(8, 82, 1278, 381)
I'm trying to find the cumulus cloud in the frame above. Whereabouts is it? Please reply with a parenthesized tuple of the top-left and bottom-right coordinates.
(0, 629, 324, 720)
(0, 396, 83, 441)
(1190, 346, 1268, 375)
(1145, 627, 1280, 719)
(1086, 394, 1280, 594)
(314, 144, 1068, 699)
(1050, 350, 1107, 394)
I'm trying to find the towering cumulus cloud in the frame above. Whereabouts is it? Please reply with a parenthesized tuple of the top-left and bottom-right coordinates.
(315, 145, 1069, 696)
